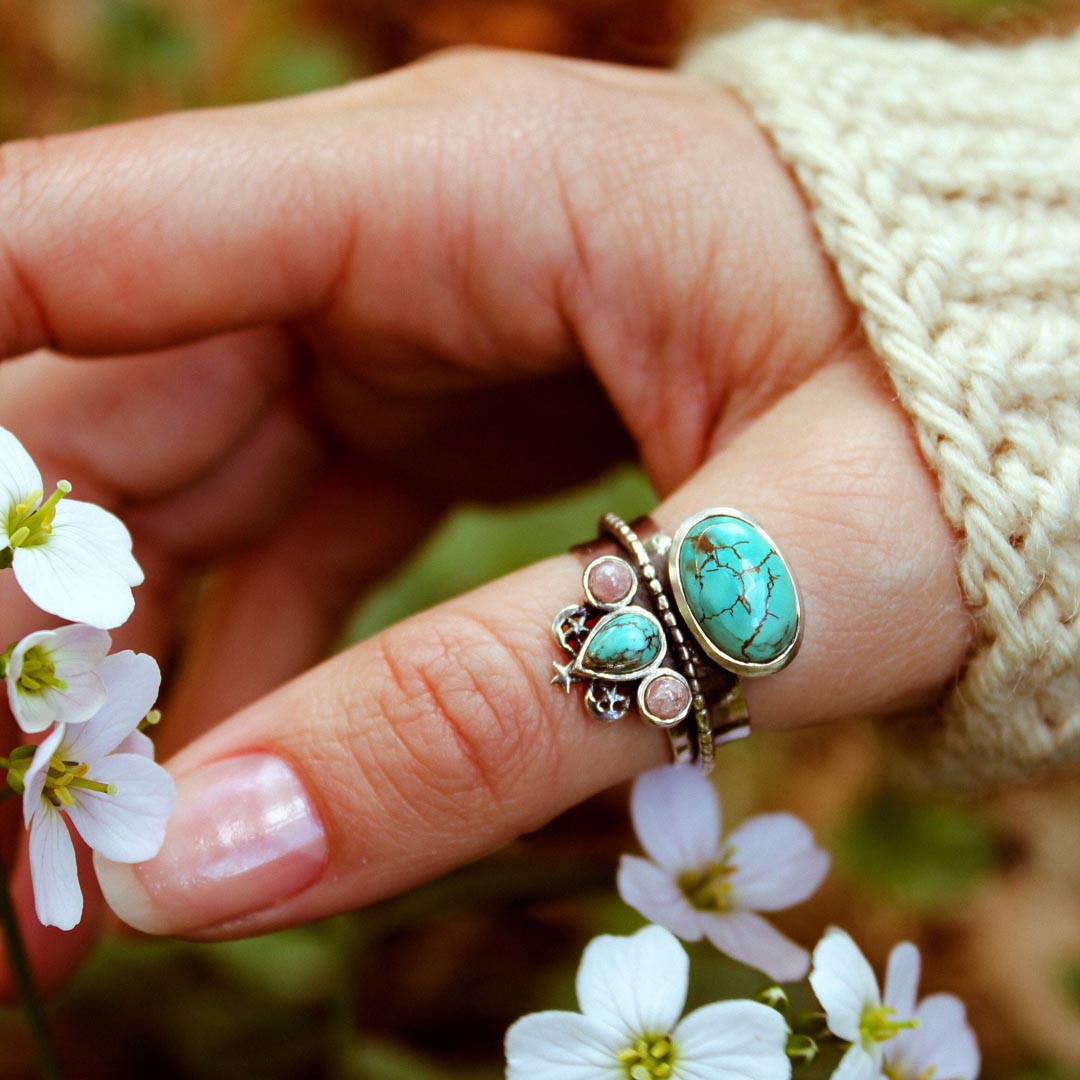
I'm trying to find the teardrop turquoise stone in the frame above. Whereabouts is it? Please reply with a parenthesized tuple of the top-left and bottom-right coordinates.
(577, 610, 662, 678)
(676, 514, 798, 666)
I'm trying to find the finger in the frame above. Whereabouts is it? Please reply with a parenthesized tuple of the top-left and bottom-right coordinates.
(0, 328, 294, 500)
(95, 354, 971, 939)
(156, 473, 438, 757)
(0, 329, 308, 672)
(0, 57, 853, 485)
(0, 477, 429, 998)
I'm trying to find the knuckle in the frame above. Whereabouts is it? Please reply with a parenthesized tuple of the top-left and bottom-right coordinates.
(404, 44, 562, 95)
(364, 611, 551, 820)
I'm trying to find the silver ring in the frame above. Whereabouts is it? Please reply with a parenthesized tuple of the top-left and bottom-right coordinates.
(551, 509, 802, 771)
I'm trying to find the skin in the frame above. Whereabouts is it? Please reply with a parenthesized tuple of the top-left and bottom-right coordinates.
(0, 49, 971, 987)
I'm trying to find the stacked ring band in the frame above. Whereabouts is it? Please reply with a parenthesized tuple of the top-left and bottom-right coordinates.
(550, 507, 802, 772)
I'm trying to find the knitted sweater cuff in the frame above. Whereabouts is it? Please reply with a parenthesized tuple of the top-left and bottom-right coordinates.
(682, 20, 1080, 785)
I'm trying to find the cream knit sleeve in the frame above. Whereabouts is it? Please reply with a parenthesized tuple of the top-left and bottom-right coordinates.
(682, 21, 1080, 786)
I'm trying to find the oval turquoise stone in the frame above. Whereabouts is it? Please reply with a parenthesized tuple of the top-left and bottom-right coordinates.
(675, 514, 798, 666)
(577, 609, 662, 678)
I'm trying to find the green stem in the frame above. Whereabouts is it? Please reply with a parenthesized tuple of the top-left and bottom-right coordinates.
(0, 853, 62, 1079)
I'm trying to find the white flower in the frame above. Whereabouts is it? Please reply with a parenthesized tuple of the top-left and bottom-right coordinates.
(0, 425, 143, 629)
(810, 928, 979, 1080)
(878, 941, 980, 1080)
(617, 765, 830, 983)
(505, 924, 791, 1080)
(20, 651, 174, 930)
(2, 624, 111, 733)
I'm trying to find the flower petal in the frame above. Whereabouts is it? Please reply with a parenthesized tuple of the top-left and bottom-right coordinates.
(883, 942, 920, 1020)
(725, 813, 831, 912)
(6, 624, 111, 731)
(67, 754, 175, 862)
(830, 1044, 884, 1080)
(22, 725, 65, 828)
(14, 546, 131, 630)
(49, 624, 113, 673)
(672, 1000, 791, 1080)
(61, 652, 161, 762)
(810, 928, 881, 1043)
(53, 500, 143, 585)
(13, 500, 143, 629)
(28, 804, 83, 931)
(630, 765, 721, 874)
(699, 909, 810, 982)
(616, 855, 704, 942)
(7, 679, 52, 735)
(576, 926, 689, 1044)
(114, 729, 157, 759)
(505, 1011, 623, 1080)
(888, 994, 980, 1080)
(10, 671, 107, 734)
(0, 426, 42, 535)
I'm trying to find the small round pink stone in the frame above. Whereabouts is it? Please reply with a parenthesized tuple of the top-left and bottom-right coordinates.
(644, 674, 690, 721)
(586, 556, 635, 606)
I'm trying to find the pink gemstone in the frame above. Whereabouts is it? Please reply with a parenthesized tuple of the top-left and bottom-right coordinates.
(586, 557, 635, 606)
(643, 674, 691, 721)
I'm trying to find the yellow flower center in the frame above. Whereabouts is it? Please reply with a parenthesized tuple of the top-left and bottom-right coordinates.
(42, 755, 117, 808)
(5, 481, 71, 550)
(14, 644, 68, 695)
(617, 1035, 675, 1079)
(884, 1064, 935, 1080)
(678, 849, 737, 912)
(860, 1004, 917, 1047)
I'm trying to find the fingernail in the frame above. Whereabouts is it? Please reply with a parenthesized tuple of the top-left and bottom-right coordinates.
(95, 753, 326, 934)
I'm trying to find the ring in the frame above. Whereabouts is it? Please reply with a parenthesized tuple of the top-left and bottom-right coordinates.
(550, 507, 802, 771)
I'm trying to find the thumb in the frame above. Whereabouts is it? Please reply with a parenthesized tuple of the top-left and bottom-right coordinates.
(94, 356, 971, 940)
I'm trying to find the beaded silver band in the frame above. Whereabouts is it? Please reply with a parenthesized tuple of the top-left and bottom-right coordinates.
(598, 513, 717, 770)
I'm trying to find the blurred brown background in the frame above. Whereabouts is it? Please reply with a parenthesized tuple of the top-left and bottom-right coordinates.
(0, 2, 1078, 1078)
(2, 0, 1080, 140)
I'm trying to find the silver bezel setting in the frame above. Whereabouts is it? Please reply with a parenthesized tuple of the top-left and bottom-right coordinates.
(582, 555, 637, 610)
(668, 506, 803, 678)
(570, 606, 667, 682)
(636, 668, 692, 728)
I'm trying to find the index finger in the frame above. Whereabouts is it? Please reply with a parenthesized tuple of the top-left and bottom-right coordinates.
(0, 51, 848, 419)
(0, 55, 593, 369)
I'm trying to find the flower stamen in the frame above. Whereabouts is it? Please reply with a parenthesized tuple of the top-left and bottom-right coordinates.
(6, 481, 71, 549)
(884, 1064, 937, 1080)
(13, 644, 68, 694)
(677, 848, 737, 912)
(617, 1035, 675, 1079)
(860, 1004, 917, 1046)
(37, 755, 119, 801)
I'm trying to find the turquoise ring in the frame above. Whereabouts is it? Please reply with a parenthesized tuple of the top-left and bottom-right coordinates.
(552, 508, 802, 770)
(668, 508, 802, 678)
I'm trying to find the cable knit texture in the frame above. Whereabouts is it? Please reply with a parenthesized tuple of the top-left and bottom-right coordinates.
(683, 21, 1080, 786)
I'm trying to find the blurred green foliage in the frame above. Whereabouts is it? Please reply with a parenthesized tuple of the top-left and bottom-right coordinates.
(1063, 961, 1080, 1014)
(350, 465, 654, 636)
(101, 0, 200, 82)
(836, 790, 999, 910)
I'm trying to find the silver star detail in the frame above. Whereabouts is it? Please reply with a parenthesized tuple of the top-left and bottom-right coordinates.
(551, 660, 575, 693)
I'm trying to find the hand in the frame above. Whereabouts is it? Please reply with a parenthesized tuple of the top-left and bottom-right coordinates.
(0, 49, 971, 981)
